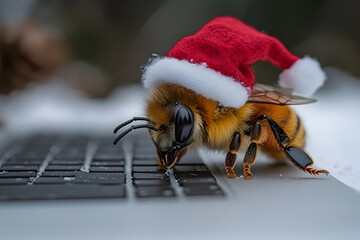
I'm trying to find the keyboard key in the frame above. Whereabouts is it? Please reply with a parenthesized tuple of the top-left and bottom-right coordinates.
(133, 153, 157, 159)
(54, 154, 85, 160)
(91, 160, 124, 166)
(176, 156, 203, 164)
(1, 165, 39, 171)
(95, 148, 124, 153)
(182, 184, 224, 196)
(0, 184, 126, 200)
(12, 152, 47, 159)
(0, 171, 36, 178)
(34, 177, 75, 184)
(50, 159, 84, 165)
(132, 166, 165, 173)
(174, 171, 217, 185)
(174, 171, 215, 178)
(46, 165, 82, 171)
(133, 179, 171, 187)
(136, 186, 175, 198)
(174, 165, 209, 172)
(6, 158, 43, 165)
(90, 166, 124, 172)
(42, 171, 77, 177)
(74, 172, 126, 184)
(55, 149, 86, 160)
(132, 172, 169, 180)
(93, 154, 125, 161)
(0, 178, 29, 185)
(132, 159, 158, 166)
(96, 146, 124, 152)
(177, 177, 217, 185)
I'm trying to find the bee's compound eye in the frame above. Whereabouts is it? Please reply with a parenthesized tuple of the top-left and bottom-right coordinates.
(174, 106, 194, 144)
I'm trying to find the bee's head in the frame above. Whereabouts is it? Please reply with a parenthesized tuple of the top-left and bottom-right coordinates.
(149, 102, 195, 167)
(112, 102, 197, 168)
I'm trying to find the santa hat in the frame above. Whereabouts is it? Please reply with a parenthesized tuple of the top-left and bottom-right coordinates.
(142, 16, 326, 108)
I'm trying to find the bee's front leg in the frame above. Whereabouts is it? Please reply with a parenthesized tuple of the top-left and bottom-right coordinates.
(225, 132, 240, 178)
(156, 148, 166, 170)
(170, 148, 188, 168)
(156, 158, 166, 170)
(156, 147, 188, 170)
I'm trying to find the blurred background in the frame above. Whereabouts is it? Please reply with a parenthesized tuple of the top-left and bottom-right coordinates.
(0, 0, 359, 97)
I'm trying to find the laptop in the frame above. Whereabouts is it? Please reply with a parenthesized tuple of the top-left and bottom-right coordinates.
(0, 131, 360, 240)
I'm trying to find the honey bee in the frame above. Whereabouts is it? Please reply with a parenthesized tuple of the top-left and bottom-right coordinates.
(113, 83, 328, 179)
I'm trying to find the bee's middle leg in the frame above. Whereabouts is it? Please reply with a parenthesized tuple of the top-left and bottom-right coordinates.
(243, 120, 262, 179)
(225, 132, 240, 178)
(243, 143, 258, 179)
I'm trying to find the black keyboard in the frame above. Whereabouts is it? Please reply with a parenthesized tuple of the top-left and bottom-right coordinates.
(0, 134, 224, 200)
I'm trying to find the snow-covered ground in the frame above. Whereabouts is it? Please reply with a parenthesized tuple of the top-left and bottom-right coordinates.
(0, 67, 359, 192)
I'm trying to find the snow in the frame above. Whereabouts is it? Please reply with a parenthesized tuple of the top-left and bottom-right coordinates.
(0, 78, 146, 136)
(294, 68, 360, 192)
(0, 67, 359, 192)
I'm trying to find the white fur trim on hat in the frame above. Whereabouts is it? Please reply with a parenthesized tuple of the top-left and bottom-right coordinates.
(142, 57, 249, 108)
(278, 56, 326, 97)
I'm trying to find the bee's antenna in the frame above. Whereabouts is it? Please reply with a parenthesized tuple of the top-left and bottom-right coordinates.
(113, 124, 167, 145)
(113, 117, 155, 134)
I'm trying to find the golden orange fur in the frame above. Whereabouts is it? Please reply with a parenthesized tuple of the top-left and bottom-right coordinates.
(146, 83, 305, 161)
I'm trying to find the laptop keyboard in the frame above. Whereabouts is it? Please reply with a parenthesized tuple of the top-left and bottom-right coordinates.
(0, 134, 224, 200)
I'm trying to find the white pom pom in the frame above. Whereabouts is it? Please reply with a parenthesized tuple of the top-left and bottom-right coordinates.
(278, 56, 326, 97)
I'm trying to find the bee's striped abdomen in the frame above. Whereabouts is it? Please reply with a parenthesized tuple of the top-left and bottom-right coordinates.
(289, 112, 306, 148)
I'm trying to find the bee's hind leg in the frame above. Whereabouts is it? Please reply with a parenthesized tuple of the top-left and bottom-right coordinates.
(225, 132, 240, 178)
(284, 146, 329, 175)
(258, 114, 329, 176)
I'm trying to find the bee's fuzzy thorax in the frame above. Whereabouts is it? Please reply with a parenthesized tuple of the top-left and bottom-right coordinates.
(201, 101, 254, 151)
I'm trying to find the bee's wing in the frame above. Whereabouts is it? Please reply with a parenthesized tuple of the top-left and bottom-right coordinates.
(247, 83, 316, 105)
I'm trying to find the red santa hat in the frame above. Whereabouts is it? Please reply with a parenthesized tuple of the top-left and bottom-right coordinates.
(142, 16, 326, 108)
